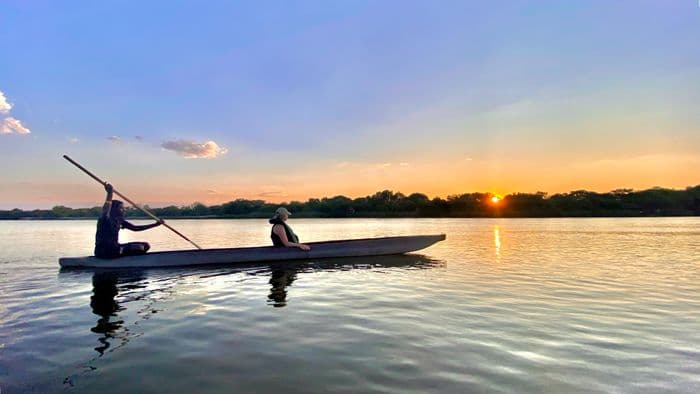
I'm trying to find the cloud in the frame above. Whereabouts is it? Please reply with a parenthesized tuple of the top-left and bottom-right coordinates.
(107, 135, 122, 144)
(1, 117, 30, 134)
(0, 90, 30, 135)
(161, 139, 228, 159)
(259, 191, 288, 197)
(134, 135, 144, 141)
(206, 189, 218, 194)
(68, 137, 79, 144)
(0, 91, 11, 114)
(399, 162, 410, 167)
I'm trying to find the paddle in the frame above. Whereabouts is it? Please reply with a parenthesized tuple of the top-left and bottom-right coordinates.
(63, 154, 203, 250)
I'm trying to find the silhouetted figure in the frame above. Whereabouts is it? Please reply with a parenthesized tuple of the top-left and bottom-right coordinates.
(95, 183, 162, 258)
(269, 207, 310, 251)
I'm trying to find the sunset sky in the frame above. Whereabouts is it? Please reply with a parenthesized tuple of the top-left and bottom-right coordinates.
(1, 1, 698, 209)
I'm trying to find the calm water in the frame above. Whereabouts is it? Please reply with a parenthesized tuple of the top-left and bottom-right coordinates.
(1, 218, 699, 393)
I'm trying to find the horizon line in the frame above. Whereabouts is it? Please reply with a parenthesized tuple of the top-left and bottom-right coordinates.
(3, 184, 698, 211)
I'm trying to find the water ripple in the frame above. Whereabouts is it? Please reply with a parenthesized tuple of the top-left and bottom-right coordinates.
(1, 218, 699, 393)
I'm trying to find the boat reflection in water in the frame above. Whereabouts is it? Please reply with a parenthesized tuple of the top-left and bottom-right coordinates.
(61, 253, 443, 358)
(267, 254, 442, 307)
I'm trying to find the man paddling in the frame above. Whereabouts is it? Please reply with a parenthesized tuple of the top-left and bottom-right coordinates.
(269, 207, 311, 251)
(95, 183, 163, 258)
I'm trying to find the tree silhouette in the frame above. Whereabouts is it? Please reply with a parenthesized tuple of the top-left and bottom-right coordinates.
(2, 185, 699, 219)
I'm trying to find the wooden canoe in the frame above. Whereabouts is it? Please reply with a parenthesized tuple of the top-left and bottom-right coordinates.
(59, 234, 446, 268)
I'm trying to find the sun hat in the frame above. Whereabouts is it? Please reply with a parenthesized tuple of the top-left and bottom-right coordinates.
(275, 207, 292, 216)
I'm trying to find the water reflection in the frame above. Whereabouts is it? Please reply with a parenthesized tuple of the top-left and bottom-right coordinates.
(11, 217, 696, 393)
(89, 271, 148, 355)
(265, 254, 441, 307)
(61, 254, 442, 359)
(268, 268, 297, 307)
(494, 225, 501, 258)
(90, 272, 123, 355)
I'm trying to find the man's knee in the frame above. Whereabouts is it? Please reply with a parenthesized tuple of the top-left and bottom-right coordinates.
(133, 242, 149, 253)
(122, 242, 150, 256)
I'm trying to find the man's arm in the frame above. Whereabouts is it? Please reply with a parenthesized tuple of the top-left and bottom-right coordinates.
(102, 183, 113, 218)
(122, 219, 164, 232)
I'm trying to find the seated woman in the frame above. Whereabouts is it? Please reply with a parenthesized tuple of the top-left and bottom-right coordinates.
(269, 207, 311, 251)
(94, 183, 163, 258)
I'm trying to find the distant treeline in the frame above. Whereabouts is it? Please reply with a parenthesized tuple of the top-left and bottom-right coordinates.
(2, 186, 700, 220)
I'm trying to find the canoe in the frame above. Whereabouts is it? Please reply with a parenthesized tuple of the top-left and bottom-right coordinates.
(59, 234, 446, 268)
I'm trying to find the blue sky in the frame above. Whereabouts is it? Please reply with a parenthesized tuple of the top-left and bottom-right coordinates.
(1, 1, 698, 208)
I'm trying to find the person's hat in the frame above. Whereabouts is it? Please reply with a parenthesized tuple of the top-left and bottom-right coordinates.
(275, 207, 292, 216)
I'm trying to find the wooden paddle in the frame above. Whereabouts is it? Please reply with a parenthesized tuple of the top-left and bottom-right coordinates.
(63, 154, 203, 250)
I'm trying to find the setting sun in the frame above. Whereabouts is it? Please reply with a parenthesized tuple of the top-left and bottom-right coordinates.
(491, 196, 501, 204)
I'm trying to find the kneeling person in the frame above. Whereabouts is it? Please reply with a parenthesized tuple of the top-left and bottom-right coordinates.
(95, 183, 163, 258)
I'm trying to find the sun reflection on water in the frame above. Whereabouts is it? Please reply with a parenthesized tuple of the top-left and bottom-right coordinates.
(494, 225, 501, 258)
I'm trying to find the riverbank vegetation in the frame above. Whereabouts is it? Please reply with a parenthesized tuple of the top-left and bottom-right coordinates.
(2, 186, 699, 219)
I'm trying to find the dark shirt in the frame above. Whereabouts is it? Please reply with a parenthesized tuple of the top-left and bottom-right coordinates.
(269, 218, 299, 246)
(95, 215, 122, 257)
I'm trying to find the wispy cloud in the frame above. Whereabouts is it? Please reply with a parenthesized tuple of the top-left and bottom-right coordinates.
(107, 136, 122, 144)
(134, 135, 144, 142)
(207, 189, 218, 194)
(259, 191, 288, 197)
(161, 139, 228, 159)
(0, 90, 30, 135)
(337, 161, 411, 171)
(68, 137, 79, 144)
